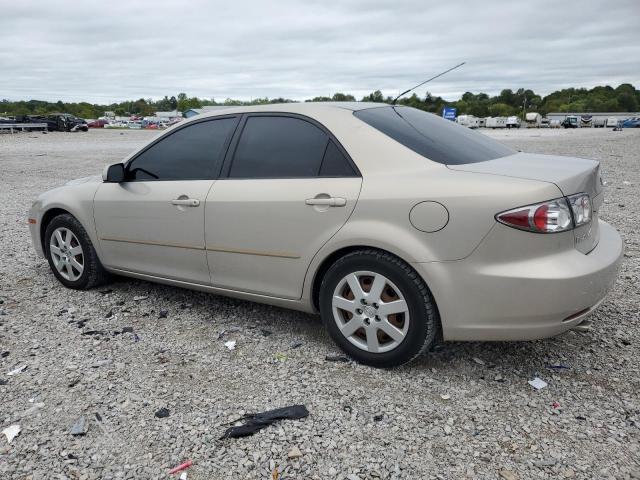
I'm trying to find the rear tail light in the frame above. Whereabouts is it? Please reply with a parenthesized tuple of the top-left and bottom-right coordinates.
(496, 194, 590, 233)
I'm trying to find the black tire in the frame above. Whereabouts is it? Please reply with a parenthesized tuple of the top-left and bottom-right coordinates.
(319, 249, 440, 368)
(44, 214, 110, 290)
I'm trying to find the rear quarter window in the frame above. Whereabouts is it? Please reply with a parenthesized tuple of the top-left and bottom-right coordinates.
(354, 106, 515, 165)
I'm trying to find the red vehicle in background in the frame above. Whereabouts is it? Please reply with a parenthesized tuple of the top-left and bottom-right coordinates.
(88, 119, 109, 128)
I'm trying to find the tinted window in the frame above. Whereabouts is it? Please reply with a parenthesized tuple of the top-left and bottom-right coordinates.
(229, 116, 328, 178)
(354, 106, 515, 164)
(127, 118, 237, 180)
(320, 140, 356, 177)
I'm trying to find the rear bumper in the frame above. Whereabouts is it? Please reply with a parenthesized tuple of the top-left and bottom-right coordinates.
(414, 220, 623, 341)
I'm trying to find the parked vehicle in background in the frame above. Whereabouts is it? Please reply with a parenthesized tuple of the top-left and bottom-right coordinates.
(104, 122, 128, 129)
(88, 119, 109, 128)
(506, 116, 521, 129)
(127, 121, 143, 129)
(580, 115, 593, 128)
(485, 117, 507, 129)
(606, 117, 619, 128)
(620, 117, 640, 128)
(540, 118, 550, 128)
(28, 102, 623, 367)
(456, 115, 479, 129)
(525, 113, 542, 127)
(593, 117, 606, 128)
(562, 116, 579, 128)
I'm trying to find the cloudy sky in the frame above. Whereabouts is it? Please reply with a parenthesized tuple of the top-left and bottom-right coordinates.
(1, 0, 638, 104)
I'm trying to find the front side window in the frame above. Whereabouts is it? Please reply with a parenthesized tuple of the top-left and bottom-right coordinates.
(229, 116, 329, 178)
(127, 117, 237, 180)
(354, 106, 516, 165)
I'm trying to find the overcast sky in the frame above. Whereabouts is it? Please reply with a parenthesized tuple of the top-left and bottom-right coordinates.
(1, 1, 638, 104)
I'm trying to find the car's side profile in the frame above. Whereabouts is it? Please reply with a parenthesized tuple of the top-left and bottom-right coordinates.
(29, 102, 623, 367)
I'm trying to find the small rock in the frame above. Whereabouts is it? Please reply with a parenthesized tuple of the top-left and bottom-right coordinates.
(121, 326, 134, 333)
(224, 340, 236, 350)
(533, 458, 556, 468)
(499, 469, 518, 480)
(133, 296, 148, 301)
(70, 416, 88, 436)
(373, 414, 384, 421)
(155, 408, 170, 418)
(287, 446, 302, 459)
(260, 329, 272, 337)
(472, 357, 486, 365)
(440, 394, 451, 400)
(290, 341, 303, 349)
(7, 365, 27, 376)
(443, 425, 452, 435)
(2, 424, 21, 443)
(158, 310, 168, 319)
(91, 360, 112, 368)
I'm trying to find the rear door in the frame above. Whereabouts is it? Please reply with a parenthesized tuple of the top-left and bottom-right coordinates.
(205, 114, 362, 299)
(94, 116, 239, 283)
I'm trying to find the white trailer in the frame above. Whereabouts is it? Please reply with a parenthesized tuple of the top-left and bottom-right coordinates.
(456, 115, 479, 129)
(485, 117, 507, 129)
(525, 112, 542, 127)
(506, 116, 521, 129)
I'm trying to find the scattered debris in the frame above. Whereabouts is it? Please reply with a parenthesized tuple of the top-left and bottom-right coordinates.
(168, 460, 192, 475)
(122, 326, 134, 333)
(82, 330, 104, 336)
(155, 407, 170, 418)
(0, 379, 8, 385)
(7, 365, 27, 376)
(1, 351, 9, 358)
(105, 309, 114, 318)
(220, 404, 309, 439)
(494, 374, 505, 383)
(290, 341, 304, 349)
(218, 326, 241, 339)
(551, 401, 561, 409)
(373, 414, 384, 421)
(91, 359, 112, 368)
(95, 412, 102, 422)
(325, 354, 349, 362)
(528, 377, 548, 390)
(274, 352, 288, 361)
(472, 357, 486, 365)
(288, 446, 303, 459)
(546, 364, 570, 370)
(70, 416, 88, 436)
(2, 424, 20, 443)
(224, 340, 236, 350)
(440, 394, 451, 400)
(260, 329, 273, 337)
(179, 473, 188, 480)
(158, 309, 168, 319)
(133, 295, 148, 301)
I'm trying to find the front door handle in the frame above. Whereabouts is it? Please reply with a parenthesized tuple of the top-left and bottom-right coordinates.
(305, 197, 347, 207)
(171, 198, 200, 207)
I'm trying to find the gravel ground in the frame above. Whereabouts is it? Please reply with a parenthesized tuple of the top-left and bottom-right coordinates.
(1, 128, 639, 480)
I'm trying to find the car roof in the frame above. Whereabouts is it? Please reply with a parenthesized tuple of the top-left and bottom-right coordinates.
(195, 101, 389, 120)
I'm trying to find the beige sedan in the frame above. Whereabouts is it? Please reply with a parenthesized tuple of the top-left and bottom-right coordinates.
(28, 103, 623, 367)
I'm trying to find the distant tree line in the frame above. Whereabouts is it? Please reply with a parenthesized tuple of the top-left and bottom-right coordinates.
(1, 84, 637, 119)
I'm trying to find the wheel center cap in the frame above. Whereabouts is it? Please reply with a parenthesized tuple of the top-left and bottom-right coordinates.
(363, 305, 377, 317)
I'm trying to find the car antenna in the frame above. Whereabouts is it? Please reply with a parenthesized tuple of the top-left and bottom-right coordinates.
(391, 61, 466, 105)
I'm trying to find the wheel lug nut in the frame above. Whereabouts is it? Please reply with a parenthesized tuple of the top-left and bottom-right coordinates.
(356, 308, 363, 315)
(360, 299, 367, 305)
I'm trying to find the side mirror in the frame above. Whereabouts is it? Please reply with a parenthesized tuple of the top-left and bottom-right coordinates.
(102, 163, 126, 183)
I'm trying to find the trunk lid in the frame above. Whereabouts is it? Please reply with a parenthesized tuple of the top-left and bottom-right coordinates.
(448, 152, 603, 254)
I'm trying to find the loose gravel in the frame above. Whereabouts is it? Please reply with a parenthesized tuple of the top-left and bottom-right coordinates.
(1, 128, 639, 479)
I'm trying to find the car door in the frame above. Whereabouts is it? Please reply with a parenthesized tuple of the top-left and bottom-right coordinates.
(94, 116, 239, 283)
(205, 114, 362, 299)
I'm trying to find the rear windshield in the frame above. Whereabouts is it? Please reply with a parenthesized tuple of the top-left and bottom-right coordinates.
(354, 106, 515, 165)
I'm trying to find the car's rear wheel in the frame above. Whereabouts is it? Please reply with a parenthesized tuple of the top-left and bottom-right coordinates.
(320, 249, 439, 368)
(44, 214, 110, 289)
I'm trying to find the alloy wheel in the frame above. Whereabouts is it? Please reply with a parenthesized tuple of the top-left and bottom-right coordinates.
(49, 227, 84, 281)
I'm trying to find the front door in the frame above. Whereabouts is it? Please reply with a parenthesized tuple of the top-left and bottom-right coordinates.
(205, 114, 362, 299)
(94, 116, 239, 283)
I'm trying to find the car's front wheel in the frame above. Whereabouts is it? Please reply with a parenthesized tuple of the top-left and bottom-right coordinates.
(320, 249, 440, 368)
(44, 214, 110, 289)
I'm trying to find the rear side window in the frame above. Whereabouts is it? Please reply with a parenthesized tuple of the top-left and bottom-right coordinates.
(354, 106, 515, 165)
(229, 116, 328, 178)
(127, 117, 237, 180)
(320, 140, 356, 177)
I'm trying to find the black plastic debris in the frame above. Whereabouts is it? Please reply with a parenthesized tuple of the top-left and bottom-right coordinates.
(158, 309, 168, 319)
(1, 351, 9, 358)
(373, 414, 384, 422)
(221, 405, 309, 439)
(155, 407, 170, 418)
(325, 354, 349, 362)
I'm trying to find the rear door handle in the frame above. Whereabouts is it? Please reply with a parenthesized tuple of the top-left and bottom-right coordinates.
(305, 197, 347, 207)
(171, 198, 200, 207)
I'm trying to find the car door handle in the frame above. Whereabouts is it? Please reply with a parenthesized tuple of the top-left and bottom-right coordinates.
(171, 198, 200, 207)
(305, 197, 347, 207)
